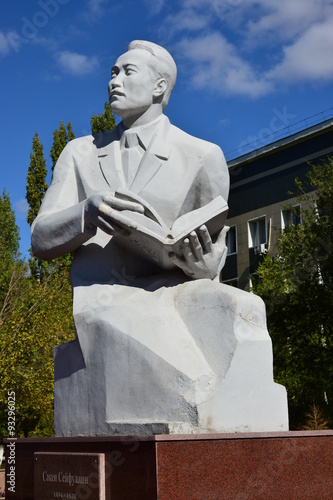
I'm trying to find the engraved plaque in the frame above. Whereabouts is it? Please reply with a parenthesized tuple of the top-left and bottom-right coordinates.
(34, 452, 105, 500)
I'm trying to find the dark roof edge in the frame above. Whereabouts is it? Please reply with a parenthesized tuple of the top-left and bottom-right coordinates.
(227, 118, 333, 169)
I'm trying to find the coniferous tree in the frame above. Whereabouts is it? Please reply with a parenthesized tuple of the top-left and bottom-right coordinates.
(26, 133, 48, 227)
(26, 133, 49, 278)
(0, 190, 20, 259)
(91, 102, 116, 134)
(49, 122, 76, 271)
(0, 190, 21, 304)
(1, 107, 116, 437)
(50, 121, 75, 170)
(0, 191, 29, 437)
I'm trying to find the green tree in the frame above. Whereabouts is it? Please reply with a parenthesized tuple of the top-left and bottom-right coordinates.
(0, 189, 20, 265)
(253, 157, 333, 429)
(11, 124, 77, 437)
(0, 192, 75, 438)
(50, 121, 75, 170)
(0, 264, 75, 437)
(1, 106, 114, 437)
(0, 190, 22, 320)
(26, 133, 50, 278)
(26, 133, 48, 227)
(48, 121, 76, 271)
(0, 192, 27, 436)
(0, 190, 20, 258)
(91, 102, 116, 134)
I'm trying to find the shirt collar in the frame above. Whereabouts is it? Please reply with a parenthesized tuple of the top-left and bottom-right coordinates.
(119, 115, 164, 151)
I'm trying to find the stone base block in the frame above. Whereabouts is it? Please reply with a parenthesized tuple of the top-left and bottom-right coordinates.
(55, 283, 288, 436)
(4, 431, 333, 499)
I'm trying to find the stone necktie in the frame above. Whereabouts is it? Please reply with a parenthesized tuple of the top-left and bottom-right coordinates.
(121, 131, 144, 188)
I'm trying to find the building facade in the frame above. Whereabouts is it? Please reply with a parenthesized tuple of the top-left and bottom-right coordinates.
(222, 117, 333, 290)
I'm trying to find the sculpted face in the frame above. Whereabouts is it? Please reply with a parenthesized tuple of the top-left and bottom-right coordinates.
(108, 49, 158, 121)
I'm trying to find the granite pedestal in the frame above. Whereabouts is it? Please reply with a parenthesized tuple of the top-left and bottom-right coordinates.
(4, 430, 333, 499)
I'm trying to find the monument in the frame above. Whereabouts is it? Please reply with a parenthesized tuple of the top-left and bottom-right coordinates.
(31, 40, 288, 436)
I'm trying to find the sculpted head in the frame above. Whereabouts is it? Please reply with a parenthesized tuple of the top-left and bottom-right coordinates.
(127, 40, 177, 109)
(108, 40, 177, 125)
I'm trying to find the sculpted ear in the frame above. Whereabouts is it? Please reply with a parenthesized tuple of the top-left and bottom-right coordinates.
(153, 78, 167, 98)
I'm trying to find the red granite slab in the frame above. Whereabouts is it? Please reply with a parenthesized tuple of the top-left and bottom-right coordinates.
(155, 431, 333, 499)
(4, 431, 333, 499)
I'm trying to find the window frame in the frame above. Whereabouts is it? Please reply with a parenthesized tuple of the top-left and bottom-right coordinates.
(281, 205, 301, 230)
(247, 215, 267, 249)
(226, 225, 238, 255)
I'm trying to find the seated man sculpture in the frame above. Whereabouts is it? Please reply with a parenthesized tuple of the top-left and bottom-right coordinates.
(32, 40, 288, 436)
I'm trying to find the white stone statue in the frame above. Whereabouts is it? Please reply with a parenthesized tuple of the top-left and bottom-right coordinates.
(31, 40, 288, 436)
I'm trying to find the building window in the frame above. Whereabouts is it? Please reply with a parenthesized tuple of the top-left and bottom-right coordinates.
(248, 216, 267, 248)
(226, 225, 237, 255)
(281, 205, 301, 229)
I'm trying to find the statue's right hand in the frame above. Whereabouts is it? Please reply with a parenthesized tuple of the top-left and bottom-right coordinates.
(84, 192, 144, 235)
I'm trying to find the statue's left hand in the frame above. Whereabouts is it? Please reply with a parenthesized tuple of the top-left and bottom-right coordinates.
(170, 225, 229, 280)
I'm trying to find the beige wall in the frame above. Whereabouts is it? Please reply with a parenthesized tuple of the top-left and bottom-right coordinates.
(223, 195, 313, 290)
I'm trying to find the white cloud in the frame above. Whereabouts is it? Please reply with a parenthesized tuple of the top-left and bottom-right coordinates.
(156, 0, 333, 97)
(42, 72, 61, 82)
(88, 0, 107, 14)
(0, 31, 20, 55)
(176, 33, 272, 97)
(164, 9, 211, 34)
(267, 15, 333, 83)
(218, 118, 230, 127)
(56, 50, 99, 76)
(172, 0, 331, 44)
(0, 32, 10, 55)
(81, 0, 110, 21)
(143, 0, 165, 15)
(187, 0, 328, 39)
(15, 199, 29, 216)
(245, 0, 330, 42)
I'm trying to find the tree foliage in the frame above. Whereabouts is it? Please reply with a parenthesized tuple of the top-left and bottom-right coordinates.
(26, 133, 48, 227)
(91, 102, 116, 134)
(0, 105, 115, 437)
(0, 190, 20, 259)
(0, 264, 74, 437)
(50, 121, 75, 170)
(0, 192, 75, 437)
(0, 190, 22, 321)
(0, 126, 77, 437)
(26, 133, 49, 278)
(49, 121, 76, 271)
(28, 123, 76, 278)
(253, 157, 333, 429)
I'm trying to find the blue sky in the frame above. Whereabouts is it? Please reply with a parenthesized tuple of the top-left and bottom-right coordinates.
(1, 0, 333, 256)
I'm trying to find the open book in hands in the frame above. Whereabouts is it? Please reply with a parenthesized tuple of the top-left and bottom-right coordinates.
(112, 188, 229, 270)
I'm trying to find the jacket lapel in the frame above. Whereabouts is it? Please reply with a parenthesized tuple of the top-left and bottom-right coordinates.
(95, 117, 171, 193)
(97, 126, 126, 189)
(130, 116, 171, 194)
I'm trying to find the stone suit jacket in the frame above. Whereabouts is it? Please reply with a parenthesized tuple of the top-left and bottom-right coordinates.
(31, 115, 229, 285)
